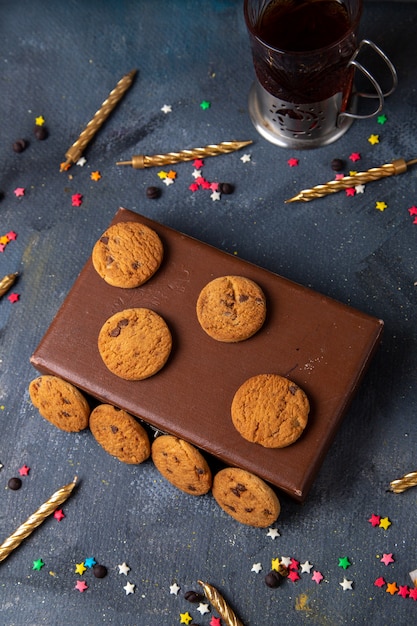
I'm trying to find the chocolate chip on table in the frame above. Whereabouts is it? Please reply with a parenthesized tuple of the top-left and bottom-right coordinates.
(34, 126, 48, 140)
(219, 182, 234, 194)
(146, 186, 161, 199)
(184, 590, 204, 603)
(331, 158, 344, 172)
(12, 139, 28, 153)
(93, 564, 108, 578)
(264, 570, 282, 588)
(8, 477, 22, 490)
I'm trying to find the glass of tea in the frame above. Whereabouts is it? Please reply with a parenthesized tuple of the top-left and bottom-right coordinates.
(244, 0, 397, 148)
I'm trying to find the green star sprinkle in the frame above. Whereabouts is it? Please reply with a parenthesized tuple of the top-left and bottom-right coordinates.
(200, 100, 211, 110)
(377, 114, 387, 124)
(338, 556, 351, 570)
(32, 558, 45, 571)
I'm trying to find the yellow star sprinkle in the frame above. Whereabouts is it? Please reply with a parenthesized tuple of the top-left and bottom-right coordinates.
(75, 562, 87, 575)
(349, 171, 357, 176)
(179, 612, 193, 625)
(379, 516, 392, 530)
(368, 134, 380, 145)
(375, 201, 387, 211)
(157, 170, 167, 179)
(35, 115, 45, 126)
(271, 557, 280, 571)
(90, 171, 102, 181)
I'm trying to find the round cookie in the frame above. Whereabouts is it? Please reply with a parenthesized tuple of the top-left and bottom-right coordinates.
(29, 375, 90, 432)
(212, 467, 280, 527)
(231, 373, 309, 448)
(98, 308, 172, 380)
(151, 435, 212, 495)
(89, 404, 150, 464)
(196, 275, 266, 342)
(92, 221, 163, 288)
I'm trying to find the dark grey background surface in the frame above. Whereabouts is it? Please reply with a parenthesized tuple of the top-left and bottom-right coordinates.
(1, 1, 417, 624)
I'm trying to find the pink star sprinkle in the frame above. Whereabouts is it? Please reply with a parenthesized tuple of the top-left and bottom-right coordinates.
(193, 159, 204, 169)
(345, 187, 356, 197)
(7, 293, 19, 303)
(14, 187, 25, 197)
(6, 231, 17, 240)
(71, 193, 83, 207)
(368, 514, 381, 527)
(374, 577, 386, 588)
(335, 173, 345, 180)
(312, 571, 324, 584)
(0, 244, 5, 253)
(74, 580, 88, 592)
(287, 157, 299, 167)
(397, 585, 409, 598)
(380, 553, 394, 566)
(18, 465, 30, 476)
(349, 152, 361, 162)
(288, 571, 300, 582)
(54, 509, 65, 522)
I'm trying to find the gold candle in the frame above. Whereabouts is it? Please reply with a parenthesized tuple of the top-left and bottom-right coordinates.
(0, 477, 78, 563)
(116, 140, 253, 169)
(198, 580, 244, 626)
(0, 272, 18, 299)
(60, 70, 137, 171)
(285, 158, 417, 203)
(389, 471, 417, 493)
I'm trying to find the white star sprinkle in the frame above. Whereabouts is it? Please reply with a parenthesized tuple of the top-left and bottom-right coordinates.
(251, 563, 263, 573)
(197, 602, 210, 615)
(210, 190, 221, 201)
(240, 153, 251, 163)
(118, 562, 130, 575)
(280, 556, 292, 567)
(266, 527, 280, 539)
(355, 183, 365, 194)
(76, 157, 87, 166)
(192, 169, 202, 179)
(339, 577, 353, 591)
(123, 581, 136, 595)
(300, 560, 314, 573)
(163, 177, 174, 186)
(169, 582, 180, 595)
(161, 104, 172, 114)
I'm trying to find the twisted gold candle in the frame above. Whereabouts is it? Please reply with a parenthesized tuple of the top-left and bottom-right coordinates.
(116, 140, 253, 169)
(198, 580, 244, 626)
(60, 70, 137, 171)
(389, 471, 417, 493)
(0, 272, 18, 299)
(0, 477, 78, 563)
(285, 158, 417, 203)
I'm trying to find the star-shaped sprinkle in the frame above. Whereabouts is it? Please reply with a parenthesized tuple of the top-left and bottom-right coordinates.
(170, 582, 180, 595)
(349, 170, 357, 176)
(90, 171, 101, 181)
(312, 571, 323, 584)
(157, 170, 167, 179)
(210, 182, 219, 191)
(377, 114, 387, 124)
(288, 571, 300, 583)
(76, 157, 87, 166)
(300, 560, 313, 573)
(53, 508, 65, 521)
(18, 464, 30, 476)
(368, 513, 381, 527)
(75, 580, 88, 592)
(211, 190, 221, 201)
(368, 134, 380, 145)
(167, 170, 177, 179)
(280, 556, 292, 567)
(266, 527, 280, 539)
(375, 201, 387, 212)
(75, 562, 87, 575)
(338, 556, 351, 570)
(7, 293, 19, 303)
(409, 587, 417, 601)
(408, 206, 417, 216)
(32, 558, 45, 571)
(192, 169, 202, 179)
(35, 115, 45, 126)
(271, 558, 280, 572)
(189, 182, 199, 192)
(14, 187, 25, 197)
(386, 581, 398, 595)
(355, 184, 365, 194)
(335, 173, 345, 180)
(197, 603, 210, 615)
(179, 612, 193, 624)
(379, 516, 391, 530)
(123, 581, 135, 595)
(6, 231, 17, 241)
(118, 562, 130, 575)
(349, 152, 361, 162)
(161, 104, 172, 114)
(251, 563, 262, 573)
(380, 553, 394, 566)
(193, 159, 204, 169)
(397, 585, 409, 598)
(84, 557, 96, 568)
(163, 177, 174, 186)
(287, 157, 299, 167)
(345, 187, 355, 196)
(340, 578, 353, 591)
(71, 193, 83, 207)
(210, 618, 221, 626)
(200, 100, 211, 110)
(240, 153, 251, 163)
(289, 558, 299, 571)
(374, 576, 386, 588)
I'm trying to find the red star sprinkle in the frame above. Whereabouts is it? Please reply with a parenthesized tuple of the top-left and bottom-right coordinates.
(409, 587, 417, 601)
(71, 193, 83, 207)
(7, 293, 19, 303)
(289, 558, 300, 571)
(368, 513, 381, 527)
(18, 465, 30, 476)
(287, 157, 299, 167)
(345, 187, 356, 197)
(201, 179, 211, 189)
(54, 509, 65, 522)
(6, 231, 17, 240)
(74, 580, 88, 592)
(196, 176, 206, 186)
(414, 217, 417, 225)
(189, 183, 199, 192)
(349, 152, 361, 162)
(288, 570, 300, 582)
(209, 618, 221, 626)
(397, 585, 409, 598)
(14, 187, 25, 197)
(408, 206, 417, 216)
(193, 159, 204, 169)
(374, 577, 386, 587)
